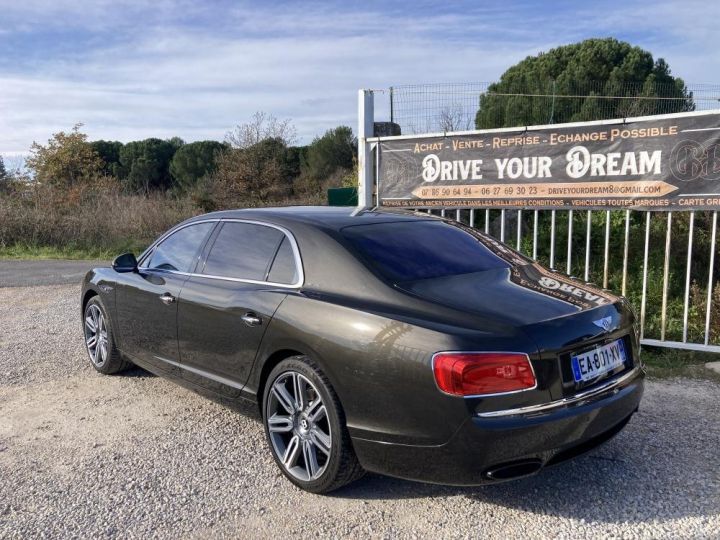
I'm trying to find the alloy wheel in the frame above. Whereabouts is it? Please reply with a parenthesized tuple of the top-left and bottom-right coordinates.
(266, 371, 332, 482)
(84, 304, 108, 367)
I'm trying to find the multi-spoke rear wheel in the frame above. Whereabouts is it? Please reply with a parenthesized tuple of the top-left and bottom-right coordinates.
(267, 372, 331, 482)
(262, 356, 365, 493)
(82, 296, 132, 375)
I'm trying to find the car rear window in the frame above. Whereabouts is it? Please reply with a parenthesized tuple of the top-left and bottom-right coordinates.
(341, 220, 509, 282)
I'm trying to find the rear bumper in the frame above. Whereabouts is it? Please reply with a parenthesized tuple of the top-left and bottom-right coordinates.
(352, 367, 644, 486)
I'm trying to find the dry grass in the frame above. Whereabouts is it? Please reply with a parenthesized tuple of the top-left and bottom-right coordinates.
(0, 181, 327, 258)
(0, 182, 197, 254)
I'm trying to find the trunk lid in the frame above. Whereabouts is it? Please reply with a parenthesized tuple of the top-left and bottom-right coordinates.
(398, 261, 620, 328)
(398, 261, 637, 401)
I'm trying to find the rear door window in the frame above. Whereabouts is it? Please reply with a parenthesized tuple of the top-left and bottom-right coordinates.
(341, 220, 509, 282)
(202, 222, 284, 281)
(146, 222, 215, 272)
(267, 236, 299, 285)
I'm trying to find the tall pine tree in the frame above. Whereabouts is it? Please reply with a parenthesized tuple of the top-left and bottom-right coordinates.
(476, 38, 693, 128)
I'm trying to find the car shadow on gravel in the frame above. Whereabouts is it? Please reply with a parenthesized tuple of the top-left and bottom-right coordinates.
(120, 366, 157, 378)
(332, 416, 718, 524)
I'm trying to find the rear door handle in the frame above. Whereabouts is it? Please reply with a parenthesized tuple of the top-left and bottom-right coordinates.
(241, 312, 262, 327)
(159, 292, 176, 305)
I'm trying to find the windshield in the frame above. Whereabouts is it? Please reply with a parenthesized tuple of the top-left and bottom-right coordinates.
(341, 220, 510, 282)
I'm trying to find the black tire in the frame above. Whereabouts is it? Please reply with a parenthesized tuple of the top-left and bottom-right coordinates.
(82, 296, 132, 375)
(262, 355, 365, 494)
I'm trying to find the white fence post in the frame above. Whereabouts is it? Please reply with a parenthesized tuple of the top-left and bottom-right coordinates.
(357, 89, 375, 209)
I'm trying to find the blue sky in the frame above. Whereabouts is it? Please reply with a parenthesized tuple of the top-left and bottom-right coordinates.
(1, 0, 718, 163)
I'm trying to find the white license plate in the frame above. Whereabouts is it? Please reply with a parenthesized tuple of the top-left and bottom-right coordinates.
(571, 339, 627, 383)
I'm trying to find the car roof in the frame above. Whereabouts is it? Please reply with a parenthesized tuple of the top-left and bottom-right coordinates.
(186, 206, 438, 231)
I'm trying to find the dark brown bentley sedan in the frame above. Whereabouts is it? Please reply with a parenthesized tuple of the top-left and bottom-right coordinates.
(81, 207, 644, 493)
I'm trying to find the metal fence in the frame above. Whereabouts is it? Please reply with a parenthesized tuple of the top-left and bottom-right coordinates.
(389, 81, 720, 135)
(358, 83, 720, 353)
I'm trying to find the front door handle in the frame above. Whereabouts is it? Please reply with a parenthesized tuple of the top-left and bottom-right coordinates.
(159, 292, 176, 305)
(241, 312, 262, 327)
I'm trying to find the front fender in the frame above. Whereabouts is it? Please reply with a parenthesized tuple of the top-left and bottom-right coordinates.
(80, 268, 121, 347)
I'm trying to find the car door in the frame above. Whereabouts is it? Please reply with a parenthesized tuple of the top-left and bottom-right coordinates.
(177, 220, 302, 397)
(115, 221, 217, 375)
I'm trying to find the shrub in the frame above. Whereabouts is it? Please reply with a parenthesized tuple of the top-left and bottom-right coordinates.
(0, 180, 198, 254)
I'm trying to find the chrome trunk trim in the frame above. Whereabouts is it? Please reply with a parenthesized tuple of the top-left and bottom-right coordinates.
(476, 367, 642, 418)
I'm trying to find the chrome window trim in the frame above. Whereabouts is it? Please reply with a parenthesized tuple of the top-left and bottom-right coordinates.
(431, 351, 538, 398)
(476, 366, 642, 418)
(138, 218, 305, 289)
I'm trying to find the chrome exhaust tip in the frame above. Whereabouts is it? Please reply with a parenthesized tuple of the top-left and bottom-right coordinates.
(484, 459, 543, 481)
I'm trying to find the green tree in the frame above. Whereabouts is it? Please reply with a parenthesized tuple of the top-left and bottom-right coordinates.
(0, 155, 7, 181)
(285, 145, 308, 180)
(167, 137, 185, 152)
(213, 137, 297, 205)
(26, 124, 103, 186)
(475, 38, 694, 128)
(302, 126, 356, 181)
(90, 140, 123, 177)
(211, 112, 301, 206)
(117, 138, 177, 194)
(169, 140, 226, 192)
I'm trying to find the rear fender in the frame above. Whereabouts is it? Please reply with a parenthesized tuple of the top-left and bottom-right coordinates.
(249, 293, 540, 446)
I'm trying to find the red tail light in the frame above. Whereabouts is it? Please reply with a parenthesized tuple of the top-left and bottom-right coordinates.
(432, 352, 536, 396)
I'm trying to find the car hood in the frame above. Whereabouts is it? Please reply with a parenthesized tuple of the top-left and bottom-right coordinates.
(398, 262, 621, 329)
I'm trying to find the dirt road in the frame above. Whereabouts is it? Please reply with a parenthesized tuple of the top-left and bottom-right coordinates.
(0, 259, 107, 288)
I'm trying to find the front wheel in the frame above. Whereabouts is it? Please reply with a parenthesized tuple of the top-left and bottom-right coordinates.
(83, 296, 132, 375)
(262, 356, 364, 493)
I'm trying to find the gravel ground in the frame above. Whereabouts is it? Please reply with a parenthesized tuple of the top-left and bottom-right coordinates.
(1, 283, 719, 539)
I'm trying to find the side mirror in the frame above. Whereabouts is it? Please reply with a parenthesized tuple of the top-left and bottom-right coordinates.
(112, 253, 138, 273)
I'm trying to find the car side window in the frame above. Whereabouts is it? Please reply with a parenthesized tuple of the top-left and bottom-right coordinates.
(267, 236, 299, 285)
(202, 222, 285, 281)
(146, 222, 215, 272)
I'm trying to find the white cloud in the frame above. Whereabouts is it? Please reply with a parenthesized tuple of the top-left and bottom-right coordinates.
(0, 0, 718, 154)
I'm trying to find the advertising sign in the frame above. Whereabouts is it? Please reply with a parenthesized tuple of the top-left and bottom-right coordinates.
(378, 110, 720, 210)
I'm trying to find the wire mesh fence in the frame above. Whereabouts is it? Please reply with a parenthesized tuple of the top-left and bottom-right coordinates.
(389, 81, 720, 135)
